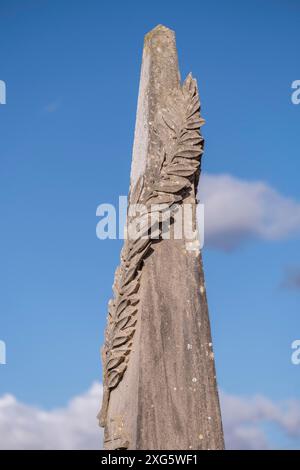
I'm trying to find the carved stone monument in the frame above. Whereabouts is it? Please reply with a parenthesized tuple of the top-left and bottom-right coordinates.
(98, 25, 224, 450)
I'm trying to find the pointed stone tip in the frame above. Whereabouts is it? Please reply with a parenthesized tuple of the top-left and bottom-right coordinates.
(144, 24, 175, 43)
(151, 24, 173, 33)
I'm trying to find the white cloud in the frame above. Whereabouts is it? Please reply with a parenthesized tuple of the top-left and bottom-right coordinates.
(0, 383, 300, 450)
(0, 383, 103, 450)
(198, 174, 300, 250)
(43, 100, 60, 114)
(221, 391, 300, 449)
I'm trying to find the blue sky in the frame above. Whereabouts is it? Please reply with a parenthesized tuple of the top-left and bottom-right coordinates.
(0, 0, 300, 449)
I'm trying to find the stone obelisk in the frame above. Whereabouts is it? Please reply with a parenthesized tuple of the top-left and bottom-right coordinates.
(98, 25, 224, 450)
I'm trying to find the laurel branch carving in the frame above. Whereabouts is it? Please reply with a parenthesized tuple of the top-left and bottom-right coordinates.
(98, 74, 205, 427)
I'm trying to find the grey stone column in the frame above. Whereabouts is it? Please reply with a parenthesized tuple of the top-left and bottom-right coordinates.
(99, 25, 224, 451)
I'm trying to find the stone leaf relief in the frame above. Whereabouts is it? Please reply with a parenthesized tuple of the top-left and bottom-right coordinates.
(98, 74, 205, 429)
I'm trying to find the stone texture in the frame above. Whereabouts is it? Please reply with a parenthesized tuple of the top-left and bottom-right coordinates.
(99, 24, 224, 450)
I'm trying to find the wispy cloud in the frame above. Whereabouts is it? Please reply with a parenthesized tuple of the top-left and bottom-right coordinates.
(199, 174, 300, 251)
(221, 391, 300, 449)
(43, 100, 61, 114)
(281, 266, 300, 290)
(0, 383, 300, 449)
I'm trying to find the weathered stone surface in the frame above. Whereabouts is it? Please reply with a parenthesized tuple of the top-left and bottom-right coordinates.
(98, 24, 224, 450)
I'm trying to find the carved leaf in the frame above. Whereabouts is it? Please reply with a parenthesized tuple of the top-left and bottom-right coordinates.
(180, 136, 203, 147)
(117, 306, 138, 321)
(119, 276, 140, 296)
(122, 265, 138, 287)
(162, 112, 177, 132)
(187, 98, 200, 118)
(152, 178, 188, 193)
(129, 296, 139, 306)
(116, 315, 133, 331)
(186, 117, 204, 129)
(117, 315, 137, 331)
(166, 164, 197, 177)
(108, 363, 127, 389)
(112, 327, 135, 348)
(107, 356, 124, 371)
(175, 146, 202, 159)
(146, 193, 181, 206)
(115, 297, 129, 317)
(129, 244, 152, 270)
(128, 238, 151, 261)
